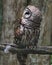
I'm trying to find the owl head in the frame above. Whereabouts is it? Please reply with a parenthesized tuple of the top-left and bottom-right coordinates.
(21, 5, 42, 29)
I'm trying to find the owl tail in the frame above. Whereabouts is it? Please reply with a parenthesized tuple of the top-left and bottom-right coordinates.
(17, 53, 27, 65)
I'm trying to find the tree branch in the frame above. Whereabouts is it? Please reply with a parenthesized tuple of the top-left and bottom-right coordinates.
(0, 44, 52, 54)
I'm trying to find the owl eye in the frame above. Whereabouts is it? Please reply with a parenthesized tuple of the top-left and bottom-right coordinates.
(25, 11, 30, 15)
(23, 8, 32, 19)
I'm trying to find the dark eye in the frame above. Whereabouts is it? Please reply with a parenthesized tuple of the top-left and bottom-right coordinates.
(25, 11, 30, 15)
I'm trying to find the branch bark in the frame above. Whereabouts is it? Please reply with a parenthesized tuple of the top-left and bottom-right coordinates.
(0, 44, 52, 54)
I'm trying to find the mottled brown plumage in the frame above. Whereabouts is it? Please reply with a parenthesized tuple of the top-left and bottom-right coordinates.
(14, 5, 42, 65)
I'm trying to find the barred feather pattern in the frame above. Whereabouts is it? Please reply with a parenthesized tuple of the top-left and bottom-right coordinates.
(14, 24, 40, 65)
(14, 25, 40, 48)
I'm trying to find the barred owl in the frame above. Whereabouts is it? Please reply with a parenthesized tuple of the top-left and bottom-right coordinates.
(14, 5, 42, 65)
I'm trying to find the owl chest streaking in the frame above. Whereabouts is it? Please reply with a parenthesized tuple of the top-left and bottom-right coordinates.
(15, 25, 40, 48)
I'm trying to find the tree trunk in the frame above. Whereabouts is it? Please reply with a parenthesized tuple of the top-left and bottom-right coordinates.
(1, 0, 18, 65)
